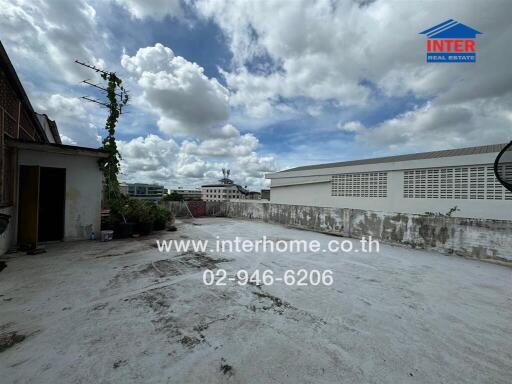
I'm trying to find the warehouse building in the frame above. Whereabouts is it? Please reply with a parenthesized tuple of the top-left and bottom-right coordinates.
(266, 144, 512, 220)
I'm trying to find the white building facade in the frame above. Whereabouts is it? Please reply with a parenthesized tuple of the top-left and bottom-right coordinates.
(126, 183, 166, 200)
(201, 170, 254, 202)
(168, 188, 202, 200)
(266, 144, 512, 220)
(202, 184, 247, 202)
(1, 140, 106, 254)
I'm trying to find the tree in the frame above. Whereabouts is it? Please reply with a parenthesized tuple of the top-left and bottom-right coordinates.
(163, 192, 184, 201)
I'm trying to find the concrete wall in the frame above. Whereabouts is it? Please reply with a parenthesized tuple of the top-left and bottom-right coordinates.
(18, 149, 103, 241)
(165, 201, 512, 264)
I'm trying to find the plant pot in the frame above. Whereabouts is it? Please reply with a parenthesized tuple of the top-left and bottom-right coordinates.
(114, 222, 135, 238)
(136, 221, 153, 236)
(153, 220, 166, 231)
(101, 217, 114, 231)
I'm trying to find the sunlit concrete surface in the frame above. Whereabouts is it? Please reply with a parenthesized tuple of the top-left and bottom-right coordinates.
(1, 218, 511, 383)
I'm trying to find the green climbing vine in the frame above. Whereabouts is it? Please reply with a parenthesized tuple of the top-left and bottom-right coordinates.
(98, 72, 129, 200)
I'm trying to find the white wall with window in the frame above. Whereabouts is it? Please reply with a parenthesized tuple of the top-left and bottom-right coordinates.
(266, 144, 512, 220)
(126, 183, 165, 199)
(201, 185, 246, 201)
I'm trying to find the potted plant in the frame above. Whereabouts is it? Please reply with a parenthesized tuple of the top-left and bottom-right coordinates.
(110, 196, 135, 238)
(152, 206, 172, 230)
(126, 200, 155, 236)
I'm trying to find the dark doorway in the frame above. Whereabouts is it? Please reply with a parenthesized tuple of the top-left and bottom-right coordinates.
(38, 167, 66, 242)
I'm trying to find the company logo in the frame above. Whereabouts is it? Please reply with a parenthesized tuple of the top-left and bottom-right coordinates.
(420, 19, 482, 63)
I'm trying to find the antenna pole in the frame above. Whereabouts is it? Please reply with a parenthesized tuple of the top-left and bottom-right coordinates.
(75, 59, 129, 202)
(75, 59, 109, 76)
(82, 80, 123, 97)
(81, 96, 110, 108)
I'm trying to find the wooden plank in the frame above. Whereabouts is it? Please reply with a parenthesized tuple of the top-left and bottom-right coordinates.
(18, 165, 39, 249)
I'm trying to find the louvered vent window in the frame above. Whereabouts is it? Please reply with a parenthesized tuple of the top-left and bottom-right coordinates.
(403, 165, 512, 200)
(331, 172, 387, 197)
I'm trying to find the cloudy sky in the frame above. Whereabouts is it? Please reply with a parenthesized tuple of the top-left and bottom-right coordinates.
(1, 0, 511, 190)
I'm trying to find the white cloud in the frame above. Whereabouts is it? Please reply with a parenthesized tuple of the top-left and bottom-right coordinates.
(181, 125, 259, 157)
(337, 121, 365, 134)
(60, 135, 77, 145)
(41, 94, 87, 120)
(306, 105, 323, 117)
(120, 44, 175, 75)
(176, 158, 207, 178)
(195, 0, 512, 149)
(36, 94, 102, 147)
(3, 0, 510, 174)
(0, 0, 105, 83)
(195, 0, 376, 116)
(355, 98, 512, 151)
(121, 43, 230, 137)
(117, 127, 276, 190)
(118, 134, 180, 181)
(114, 0, 183, 21)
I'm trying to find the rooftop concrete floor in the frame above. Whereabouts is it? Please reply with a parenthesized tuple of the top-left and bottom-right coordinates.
(0, 218, 511, 384)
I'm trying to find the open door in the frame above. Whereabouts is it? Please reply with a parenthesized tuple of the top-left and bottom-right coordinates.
(38, 167, 66, 241)
(18, 165, 40, 249)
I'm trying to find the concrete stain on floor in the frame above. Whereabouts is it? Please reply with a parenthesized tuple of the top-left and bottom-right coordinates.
(0, 218, 511, 384)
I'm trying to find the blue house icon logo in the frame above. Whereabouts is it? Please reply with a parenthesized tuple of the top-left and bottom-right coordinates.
(420, 20, 482, 63)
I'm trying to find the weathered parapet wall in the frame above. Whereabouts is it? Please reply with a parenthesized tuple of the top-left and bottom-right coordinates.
(162, 200, 512, 264)
(348, 210, 512, 263)
(161, 201, 227, 217)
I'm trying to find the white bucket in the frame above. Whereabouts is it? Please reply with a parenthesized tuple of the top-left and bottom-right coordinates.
(101, 230, 114, 242)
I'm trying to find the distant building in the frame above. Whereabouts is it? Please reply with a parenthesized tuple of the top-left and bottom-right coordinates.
(202, 183, 248, 202)
(246, 191, 261, 200)
(261, 189, 270, 200)
(201, 169, 251, 202)
(266, 144, 512, 220)
(119, 183, 129, 196)
(127, 183, 166, 200)
(168, 187, 202, 200)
